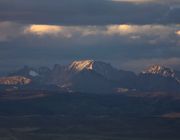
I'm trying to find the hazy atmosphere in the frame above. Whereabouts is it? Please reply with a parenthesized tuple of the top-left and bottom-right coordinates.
(1, 1, 180, 140)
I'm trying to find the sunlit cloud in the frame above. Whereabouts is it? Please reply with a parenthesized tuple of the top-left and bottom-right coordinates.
(0, 21, 23, 41)
(106, 24, 135, 35)
(25, 24, 163, 38)
(25, 25, 63, 36)
(176, 30, 180, 36)
(105, 24, 176, 38)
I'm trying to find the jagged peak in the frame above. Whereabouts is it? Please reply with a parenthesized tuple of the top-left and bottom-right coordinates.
(68, 59, 115, 72)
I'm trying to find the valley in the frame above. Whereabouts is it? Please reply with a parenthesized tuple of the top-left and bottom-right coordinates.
(0, 92, 180, 140)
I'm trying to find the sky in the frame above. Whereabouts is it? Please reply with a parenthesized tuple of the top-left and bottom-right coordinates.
(0, 0, 180, 73)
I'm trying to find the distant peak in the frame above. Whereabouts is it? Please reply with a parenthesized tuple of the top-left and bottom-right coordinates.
(142, 65, 175, 77)
(147, 65, 167, 72)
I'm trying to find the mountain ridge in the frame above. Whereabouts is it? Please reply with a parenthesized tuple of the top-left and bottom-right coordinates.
(1, 60, 180, 93)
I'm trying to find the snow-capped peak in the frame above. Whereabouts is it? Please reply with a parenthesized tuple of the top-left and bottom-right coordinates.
(68, 60, 126, 80)
(69, 60, 95, 71)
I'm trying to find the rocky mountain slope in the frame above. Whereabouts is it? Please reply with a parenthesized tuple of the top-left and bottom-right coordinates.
(0, 76, 31, 85)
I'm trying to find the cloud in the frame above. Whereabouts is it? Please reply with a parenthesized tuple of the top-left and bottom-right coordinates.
(0, 21, 24, 41)
(103, 24, 179, 46)
(106, 24, 135, 35)
(1, 21, 178, 44)
(24, 24, 179, 39)
(24, 25, 63, 36)
(176, 30, 180, 36)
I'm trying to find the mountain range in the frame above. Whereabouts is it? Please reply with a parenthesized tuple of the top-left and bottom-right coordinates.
(0, 60, 180, 93)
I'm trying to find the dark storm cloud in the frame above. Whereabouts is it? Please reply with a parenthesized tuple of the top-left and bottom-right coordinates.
(0, 0, 179, 25)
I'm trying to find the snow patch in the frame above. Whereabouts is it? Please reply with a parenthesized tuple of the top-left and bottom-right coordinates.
(29, 70, 39, 77)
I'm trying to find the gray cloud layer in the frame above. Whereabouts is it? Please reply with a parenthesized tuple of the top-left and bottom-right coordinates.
(0, 22, 180, 73)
